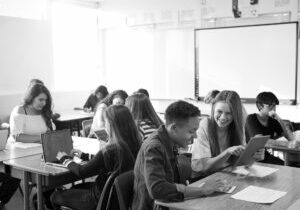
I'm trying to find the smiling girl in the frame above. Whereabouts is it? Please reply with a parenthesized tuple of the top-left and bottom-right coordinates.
(191, 90, 245, 176)
(9, 83, 54, 143)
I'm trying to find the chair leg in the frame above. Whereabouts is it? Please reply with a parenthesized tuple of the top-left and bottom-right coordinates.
(18, 185, 24, 198)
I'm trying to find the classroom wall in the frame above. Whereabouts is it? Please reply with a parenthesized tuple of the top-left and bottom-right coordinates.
(0, 2, 98, 123)
(0, 0, 300, 122)
(99, 0, 300, 102)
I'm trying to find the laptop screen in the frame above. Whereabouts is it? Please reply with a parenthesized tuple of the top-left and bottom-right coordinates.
(0, 129, 8, 150)
(41, 130, 73, 163)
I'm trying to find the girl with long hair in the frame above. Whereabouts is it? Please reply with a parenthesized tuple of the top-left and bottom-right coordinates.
(51, 105, 141, 210)
(191, 90, 245, 176)
(9, 83, 54, 143)
(126, 93, 163, 141)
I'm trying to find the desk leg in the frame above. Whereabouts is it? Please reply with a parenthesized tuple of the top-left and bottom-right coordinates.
(77, 121, 81, 136)
(23, 171, 29, 210)
(36, 174, 43, 210)
(284, 153, 290, 166)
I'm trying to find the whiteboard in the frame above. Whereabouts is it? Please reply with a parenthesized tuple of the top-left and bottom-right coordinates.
(195, 22, 298, 104)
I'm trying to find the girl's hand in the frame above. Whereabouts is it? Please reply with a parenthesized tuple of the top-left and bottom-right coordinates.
(226, 145, 245, 156)
(56, 151, 68, 161)
(71, 149, 83, 158)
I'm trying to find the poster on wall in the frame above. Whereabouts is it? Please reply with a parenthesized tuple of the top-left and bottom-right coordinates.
(200, 0, 234, 19)
(238, 0, 259, 18)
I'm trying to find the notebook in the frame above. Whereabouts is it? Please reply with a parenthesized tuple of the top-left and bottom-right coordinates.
(0, 129, 8, 151)
(41, 129, 74, 168)
(233, 135, 270, 167)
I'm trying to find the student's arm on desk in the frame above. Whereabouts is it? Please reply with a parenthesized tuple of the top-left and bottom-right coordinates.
(59, 150, 106, 178)
(176, 179, 225, 198)
(269, 111, 294, 141)
(191, 146, 244, 174)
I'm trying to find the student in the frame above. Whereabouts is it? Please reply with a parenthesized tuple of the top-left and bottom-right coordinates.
(191, 90, 245, 176)
(28, 79, 60, 120)
(125, 93, 163, 141)
(245, 92, 293, 165)
(132, 101, 225, 210)
(51, 105, 141, 210)
(203, 89, 220, 104)
(90, 90, 128, 135)
(9, 83, 54, 143)
(83, 85, 108, 112)
(135, 88, 150, 98)
(29, 78, 44, 86)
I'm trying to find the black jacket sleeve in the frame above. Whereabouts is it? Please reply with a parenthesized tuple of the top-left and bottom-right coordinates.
(67, 150, 105, 178)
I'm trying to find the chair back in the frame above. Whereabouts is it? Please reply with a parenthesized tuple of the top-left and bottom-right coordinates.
(82, 119, 93, 137)
(113, 170, 134, 210)
(96, 171, 119, 210)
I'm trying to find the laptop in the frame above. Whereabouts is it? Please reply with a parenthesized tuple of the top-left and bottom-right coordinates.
(0, 129, 8, 151)
(41, 129, 74, 168)
(233, 135, 270, 167)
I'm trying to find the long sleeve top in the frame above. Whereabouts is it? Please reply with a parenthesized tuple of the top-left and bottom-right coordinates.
(64, 144, 133, 201)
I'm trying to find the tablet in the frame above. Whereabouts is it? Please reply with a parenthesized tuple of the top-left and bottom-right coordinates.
(233, 135, 270, 167)
(94, 129, 109, 142)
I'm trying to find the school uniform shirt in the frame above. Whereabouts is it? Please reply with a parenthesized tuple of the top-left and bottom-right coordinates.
(131, 125, 184, 210)
(83, 94, 99, 111)
(137, 120, 158, 141)
(191, 117, 230, 173)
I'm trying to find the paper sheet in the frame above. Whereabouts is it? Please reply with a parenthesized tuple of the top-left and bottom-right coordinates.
(231, 185, 286, 203)
(231, 164, 278, 177)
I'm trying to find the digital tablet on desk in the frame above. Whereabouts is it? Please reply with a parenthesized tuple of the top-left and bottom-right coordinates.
(233, 135, 270, 167)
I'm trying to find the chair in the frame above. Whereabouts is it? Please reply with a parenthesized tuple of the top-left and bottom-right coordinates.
(82, 119, 93, 137)
(60, 172, 119, 210)
(96, 171, 119, 210)
(113, 170, 134, 210)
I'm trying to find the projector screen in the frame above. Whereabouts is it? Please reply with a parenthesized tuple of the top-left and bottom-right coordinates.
(195, 22, 298, 104)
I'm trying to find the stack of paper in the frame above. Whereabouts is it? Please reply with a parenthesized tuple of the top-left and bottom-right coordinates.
(231, 185, 286, 203)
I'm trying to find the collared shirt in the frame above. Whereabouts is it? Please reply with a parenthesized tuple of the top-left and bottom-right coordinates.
(131, 125, 184, 210)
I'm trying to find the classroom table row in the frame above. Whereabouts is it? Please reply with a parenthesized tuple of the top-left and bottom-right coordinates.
(3, 136, 300, 210)
(156, 163, 300, 210)
(0, 136, 105, 210)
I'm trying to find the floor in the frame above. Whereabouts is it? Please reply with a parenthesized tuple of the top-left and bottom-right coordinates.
(6, 186, 23, 210)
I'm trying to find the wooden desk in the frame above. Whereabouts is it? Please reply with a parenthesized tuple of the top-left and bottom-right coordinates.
(265, 140, 300, 166)
(156, 163, 300, 210)
(265, 140, 300, 154)
(4, 137, 103, 210)
(54, 110, 94, 136)
(0, 142, 42, 162)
